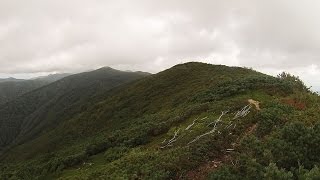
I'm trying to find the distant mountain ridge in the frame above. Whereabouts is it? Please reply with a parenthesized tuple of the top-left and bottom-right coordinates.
(0, 73, 71, 105)
(0, 77, 24, 83)
(32, 73, 72, 82)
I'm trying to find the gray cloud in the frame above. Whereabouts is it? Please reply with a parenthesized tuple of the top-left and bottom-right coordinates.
(0, 0, 320, 90)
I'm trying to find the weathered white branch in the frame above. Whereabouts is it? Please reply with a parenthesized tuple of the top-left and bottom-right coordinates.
(186, 117, 199, 130)
(207, 111, 228, 127)
(185, 117, 208, 130)
(188, 112, 228, 145)
(200, 117, 209, 121)
(233, 123, 237, 129)
(233, 105, 251, 120)
(167, 129, 179, 144)
(188, 127, 217, 145)
(160, 129, 180, 149)
(225, 123, 233, 129)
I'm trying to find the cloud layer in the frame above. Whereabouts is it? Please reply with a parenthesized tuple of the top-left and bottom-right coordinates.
(0, 0, 320, 89)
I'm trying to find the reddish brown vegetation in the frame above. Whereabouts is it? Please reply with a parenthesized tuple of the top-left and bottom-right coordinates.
(281, 98, 306, 110)
(182, 155, 231, 180)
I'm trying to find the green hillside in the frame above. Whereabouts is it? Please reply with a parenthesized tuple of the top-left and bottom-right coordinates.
(0, 74, 70, 105)
(1, 62, 320, 179)
(0, 68, 149, 154)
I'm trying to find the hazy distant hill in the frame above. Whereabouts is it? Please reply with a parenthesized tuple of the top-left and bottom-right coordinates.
(32, 73, 71, 82)
(1, 63, 319, 179)
(0, 78, 24, 83)
(0, 74, 71, 105)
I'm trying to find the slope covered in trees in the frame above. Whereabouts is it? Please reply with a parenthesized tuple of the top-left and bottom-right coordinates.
(0, 74, 70, 105)
(1, 62, 319, 179)
(0, 68, 149, 154)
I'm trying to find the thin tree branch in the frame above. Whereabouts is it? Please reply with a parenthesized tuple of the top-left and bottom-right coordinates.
(160, 129, 180, 149)
(188, 127, 217, 145)
(233, 105, 251, 120)
(207, 111, 228, 127)
(189, 111, 228, 145)
(186, 117, 199, 130)
(185, 117, 208, 130)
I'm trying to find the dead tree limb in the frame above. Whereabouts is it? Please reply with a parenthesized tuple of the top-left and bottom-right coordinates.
(185, 117, 208, 130)
(160, 129, 180, 149)
(225, 123, 233, 129)
(189, 112, 228, 145)
(188, 127, 217, 145)
(207, 111, 228, 127)
(186, 117, 199, 130)
(233, 105, 251, 120)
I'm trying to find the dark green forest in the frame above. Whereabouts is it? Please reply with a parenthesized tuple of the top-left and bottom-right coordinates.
(1, 62, 320, 179)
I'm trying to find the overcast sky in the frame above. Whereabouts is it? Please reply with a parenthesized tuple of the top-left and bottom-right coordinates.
(0, 0, 319, 90)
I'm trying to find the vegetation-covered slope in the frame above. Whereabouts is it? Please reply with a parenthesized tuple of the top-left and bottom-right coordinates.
(0, 68, 149, 153)
(1, 62, 320, 179)
(0, 74, 70, 105)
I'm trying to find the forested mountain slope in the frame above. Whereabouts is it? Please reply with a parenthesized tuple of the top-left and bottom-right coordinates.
(0, 74, 70, 105)
(1, 62, 320, 179)
(0, 68, 149, 154)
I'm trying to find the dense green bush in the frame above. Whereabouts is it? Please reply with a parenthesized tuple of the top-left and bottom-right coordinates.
(198, 75, 297, 102)
(264, 163, 293, 180)
(277, 72, 309, 92)
(211, 120, 320, 179)
(256, 103, 293, 137)
(269, 122, 320, 169)
(208, 166, 239, 180)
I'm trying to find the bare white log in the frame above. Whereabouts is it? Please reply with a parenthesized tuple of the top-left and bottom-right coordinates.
(233, 124, 237, 129)
(200, 117, 209, 121)
(225, 123, 233, 129)
(233, 105, 251, 120)
(185, 117, 208, 130)
(188, 127, 218, 145)
(188, 111, 229, 145)
(160, 129, 180, 149)
(224, 105, 252, 129)
(207, 111, 228, 127)
(185, 117, 199, 130)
